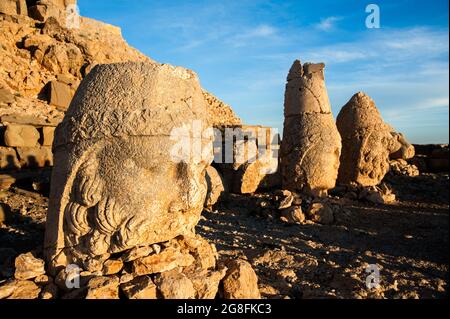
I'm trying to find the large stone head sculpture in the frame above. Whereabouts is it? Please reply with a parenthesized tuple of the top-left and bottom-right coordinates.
(280, 60, 342, 196)
(44, 62, 213, 273)
(337, 92, 400, 186)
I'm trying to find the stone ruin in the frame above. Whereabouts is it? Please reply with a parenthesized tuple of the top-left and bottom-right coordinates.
(279, 60, 342, 196)
(41, 62, 260, 299)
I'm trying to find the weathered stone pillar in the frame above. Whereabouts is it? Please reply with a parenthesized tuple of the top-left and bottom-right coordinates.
(280, 60, 341, 196)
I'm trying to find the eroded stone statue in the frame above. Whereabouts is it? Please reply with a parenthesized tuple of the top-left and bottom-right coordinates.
(280, 60, 341, 196)
(44, 62, 213, 273)
(336, 92, 400, 186)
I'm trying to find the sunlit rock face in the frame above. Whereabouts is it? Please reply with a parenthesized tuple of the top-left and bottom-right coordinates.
(280, 60, 341, 196)
(44, 62, 213, 273)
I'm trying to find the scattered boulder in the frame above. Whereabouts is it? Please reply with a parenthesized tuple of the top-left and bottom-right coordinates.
(132, 247, 195, 276)
(186, 268, 227, 299)
(102, 259, 123, 275)
(280, 206, 305, 224)
(390, 159, 419, 177)
(85, 276, 119, 299)
(307, 202, 334, 225)
(1, 280, 41, 299)
(4, 124, 39, 147)
(337, 92, 400, 186)
(154, 269, 196, 299)
(221, 259, 261, 299)
(280, 60, 341, 196)
(14, 252, 46, 281)
(360, 184, 396, 204)
(120, 276, 158, 299)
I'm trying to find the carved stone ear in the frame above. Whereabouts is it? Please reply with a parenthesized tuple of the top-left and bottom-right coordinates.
(75, 158, 103, 207)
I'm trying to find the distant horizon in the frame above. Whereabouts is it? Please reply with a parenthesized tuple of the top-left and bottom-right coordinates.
(78, 0, 449, 144)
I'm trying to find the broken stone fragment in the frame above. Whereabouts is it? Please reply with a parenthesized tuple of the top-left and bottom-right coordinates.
(102, 259, 123, 275)
(155, 269, 196, 299)
(85, 276, 120, 299)
(280, 60, 341, 196)
(186, 268, 227, 299)
(14, 252, 46, 281)
(205, 166, 226, 208)
(132, 247, 195, 276)
(221, 259, 261, 299)
(307, 202, 334, 225)
(40, 282, 58, 299)
(280, 206, 305, 224)
(120, 276, 157, 299)
(173, 235, 218, 272)
(48, 80, 75, 110)
(42, 126, 55, 146)
(4, 124, 39, 147)
(0, 87, 15, 104)
(1, 280, 41, 299)
(337, 92, 400, 186)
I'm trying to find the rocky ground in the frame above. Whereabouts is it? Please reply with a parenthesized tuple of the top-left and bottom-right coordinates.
(1, 171, 448, 299)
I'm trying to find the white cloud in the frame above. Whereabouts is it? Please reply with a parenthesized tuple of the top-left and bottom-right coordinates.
(226, 24, 278, 47)
(315, 16, 342, 31)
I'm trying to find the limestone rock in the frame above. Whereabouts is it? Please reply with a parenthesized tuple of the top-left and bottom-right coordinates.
(203, 90, 241, 126)
(280, 206, 305, 224)
(0, 0, 27, 16)
(48, 80, 75, 110)
(120, 245, 153, 263)
(14, 252, 46, 280)
(120, 276, 158, 299)
(132, 247, 195, 276)
(155, 269, 196, 299)
(337, 92, 400, 186)
(16, 146, 53, 168)
(174, 234, 218, 271)
(44, 62, 213, 273)
(205, 166, 226, 207)
(42, 126, 55, 146)
(390, 159, 419, 177)
(40, 282, 58, 299)
(307, 202, 334, 225)
(0, 87, 15, 104)
(0, 147, 21, 170)
(4, 124, 39, 147)
(85, 276, 119, 299)
(280, 60, 341, 196)
(186, 268, 227, 299)
(390, 132, 415, 160)
(221, 259, 261, 299)
(0, 280, 17, 299)
(102, 259, 123, 275)
(4, 280, 41, 299)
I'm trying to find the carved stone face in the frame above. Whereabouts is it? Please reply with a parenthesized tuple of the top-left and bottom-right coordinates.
(44, 62, 212, 272)
(63, 136, 209, 260)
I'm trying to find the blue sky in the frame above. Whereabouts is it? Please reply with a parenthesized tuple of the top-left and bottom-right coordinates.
(78, 0, 449, 144)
